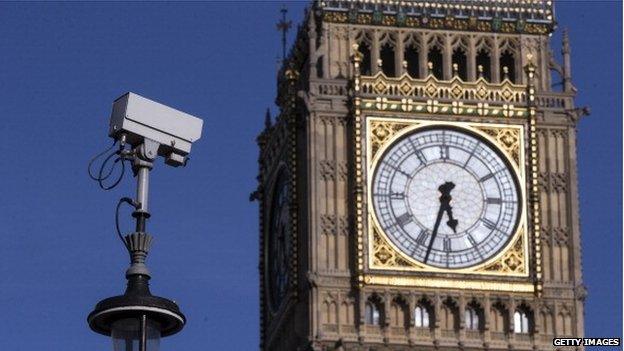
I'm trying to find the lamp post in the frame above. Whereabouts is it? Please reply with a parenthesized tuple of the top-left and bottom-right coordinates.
(87, 93, 202, 351)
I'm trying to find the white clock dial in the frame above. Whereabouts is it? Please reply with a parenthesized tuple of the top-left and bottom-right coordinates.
(372, 127, 520, 269)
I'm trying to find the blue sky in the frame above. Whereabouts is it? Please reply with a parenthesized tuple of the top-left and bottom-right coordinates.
(0, 2, 620, 350)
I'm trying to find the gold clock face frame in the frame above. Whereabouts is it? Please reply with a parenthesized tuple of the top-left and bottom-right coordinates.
(365, 117, 530, 278)
(265, 166, 292, 314)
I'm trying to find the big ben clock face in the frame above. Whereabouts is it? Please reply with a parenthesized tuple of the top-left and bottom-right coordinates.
(371, 126, 521, 269)
(266, 170, 291, 312)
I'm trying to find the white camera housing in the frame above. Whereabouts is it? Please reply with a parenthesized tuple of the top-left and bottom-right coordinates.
(109, 92, 203, 166)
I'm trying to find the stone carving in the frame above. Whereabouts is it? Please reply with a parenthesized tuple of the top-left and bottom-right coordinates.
(319, 160, 336, 181)
(321, 214, 337, 236)
(320, 214, 349, 237)
(551, 173, 567, 192)
(553, 227, 569, 246)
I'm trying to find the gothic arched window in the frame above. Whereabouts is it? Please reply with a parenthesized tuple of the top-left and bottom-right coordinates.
(428, 46, 443, 79)
(359, 43, 372, 76)
(414, 304, 430, 328)
(476, 49, 491, 81)
(365, 301, 381, 326)
(380, 43, 396, 77)
(540, 310, 553, 335)
(514, 309, 530, 334)
(440, 299, 459, 331)
(500, 50, 516, 83)
(315, 56, 324, 79)
(452, 47, 468, 81)
(404, 44, 420, 78)
(390, 297, 409, 328)
(465, 307, 480, 330)
(490, 304, 508, 333)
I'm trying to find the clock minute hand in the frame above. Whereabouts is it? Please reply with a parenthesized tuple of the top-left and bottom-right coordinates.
(424, 182, 457, 264)
(423, 203, 445, 264)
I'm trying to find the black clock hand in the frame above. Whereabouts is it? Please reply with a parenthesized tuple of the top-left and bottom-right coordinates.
(424, 182, 457, 263)
(445, 203, 458, 234)
(439, 182, 458, 233)
(424, 202, 445, 264)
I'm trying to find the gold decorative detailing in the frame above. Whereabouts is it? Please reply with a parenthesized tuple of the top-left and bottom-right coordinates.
(360, 72, 526, 105)
(360, 98, 528, 118)
(381, 15, 396, 26)
(373, 80, 388, 95)
(370, 220, 528, 277)
(426, 99, 439, 113)
(372, 227, 414, 268)
(284, 62, 299, 300)
(474, 126, 521, 166)
(525, 61, 543, 297)
(356, 71, 529, 118)
(399, 81, 412, 96)
(476, 21, 492, 32)
(322, 11, 347, 23)
(450, 83, 463, 99)
(369, 121, 412, 160)
(320, 2, 554, 35)
(476, 232, 526, 274)
(284, 68, 299, 81)
(352, 46, 365, 287)
(525, 23, 550, 35)
(357, 14, 372, 25)
(425, 82, 438, 98)
(364, 275, 535, 293)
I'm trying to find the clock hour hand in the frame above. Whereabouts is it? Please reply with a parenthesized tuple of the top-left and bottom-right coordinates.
(439, 182, 458, 233)
(445, 205, 458, 234)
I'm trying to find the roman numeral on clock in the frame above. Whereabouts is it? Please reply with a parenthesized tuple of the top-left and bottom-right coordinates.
(394, 167, 410, 177)
(481, 218, 496, 230)
(396, 213, 412, 227)
(443, 238, 451, 252)
(479, 173, 495, 182)
(414, 148, 427, 164)
(486, 197, 502, 204)
(440, 145, 449, 161)
(467, 234, 478, 248)
(416, 229, 429, 245)
(390, 192, 405, 199)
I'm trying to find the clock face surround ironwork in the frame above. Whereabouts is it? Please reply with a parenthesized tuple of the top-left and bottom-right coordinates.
(266, 169, 291, 313)
(371, 125, 521, 269)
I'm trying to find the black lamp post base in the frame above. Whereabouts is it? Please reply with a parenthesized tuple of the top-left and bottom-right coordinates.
(88, 274, 185, 341)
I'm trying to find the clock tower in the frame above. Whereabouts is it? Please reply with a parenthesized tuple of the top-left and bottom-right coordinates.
(255, 1, 587, 350)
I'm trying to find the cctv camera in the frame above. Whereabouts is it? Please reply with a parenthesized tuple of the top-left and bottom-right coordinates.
(109, 92, 203, 166)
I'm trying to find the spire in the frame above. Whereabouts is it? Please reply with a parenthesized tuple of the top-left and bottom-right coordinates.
(276, 5, 292, 63)
(264, 108, 272, 130)
(562, 27, 571, 54)
(562, 28, 573, 92)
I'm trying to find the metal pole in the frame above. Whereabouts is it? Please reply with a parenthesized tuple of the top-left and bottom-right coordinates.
(135, 166, 150, 232)
(136, 166, 149, 213)
(140, 314, 147, 351)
